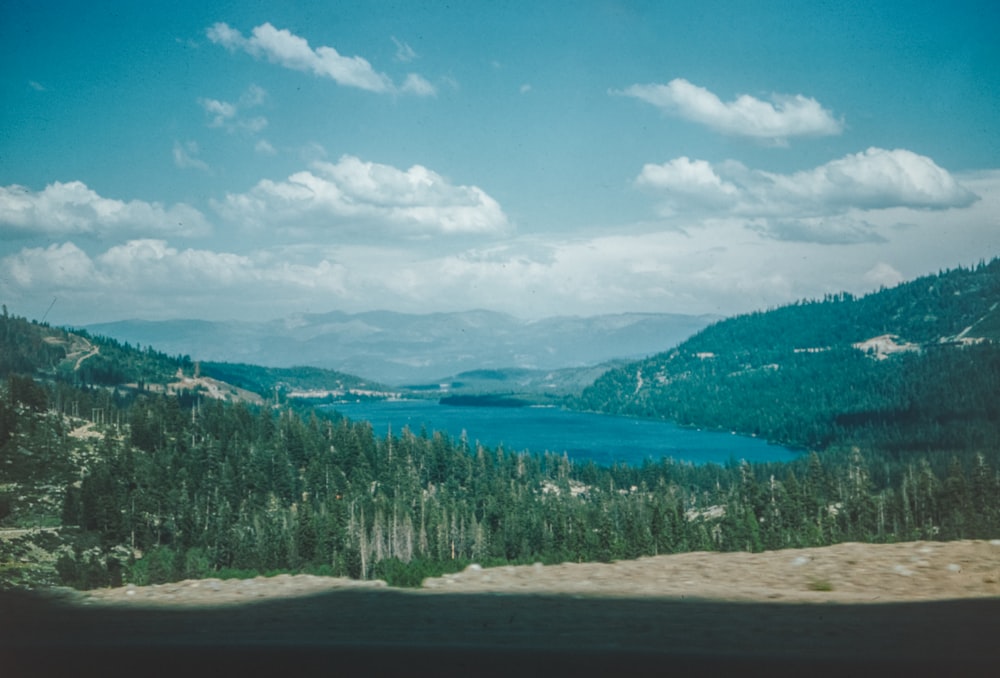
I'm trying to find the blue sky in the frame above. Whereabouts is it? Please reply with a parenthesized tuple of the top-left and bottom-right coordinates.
(1, 1, 998, 325)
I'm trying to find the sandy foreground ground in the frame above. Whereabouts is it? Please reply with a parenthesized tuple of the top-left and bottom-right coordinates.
(4, 540, 1000, 677)
(71, 538, 1000, 606)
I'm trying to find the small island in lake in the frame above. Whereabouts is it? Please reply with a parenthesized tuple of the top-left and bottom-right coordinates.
(439, 394, 530, 408)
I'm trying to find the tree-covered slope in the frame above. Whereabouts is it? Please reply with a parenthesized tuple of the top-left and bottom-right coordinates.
(0, 312, 375, 403)
(198, 362, 384, 400)
(1, 309, 192, 387)
(3, 301, 999, 591)
(577, 260, 1000, 452)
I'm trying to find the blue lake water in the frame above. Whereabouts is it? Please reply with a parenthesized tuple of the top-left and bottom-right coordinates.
(326, 400, 799, 467)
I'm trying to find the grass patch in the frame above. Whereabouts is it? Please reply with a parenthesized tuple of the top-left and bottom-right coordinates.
(808, 578, 834, 592)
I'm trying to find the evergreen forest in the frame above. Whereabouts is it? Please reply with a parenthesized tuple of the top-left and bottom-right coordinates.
(1, 261, 999, 591)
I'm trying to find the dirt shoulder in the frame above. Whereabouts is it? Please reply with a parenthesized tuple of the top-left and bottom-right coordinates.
(72, 539, 1000, 607)
(6, 541, 1000, 677)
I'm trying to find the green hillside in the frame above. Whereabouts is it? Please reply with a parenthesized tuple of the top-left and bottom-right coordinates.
(577, 259, 1000, 453)
(198, 362, 385, 401)
(2, 278, 999, 593)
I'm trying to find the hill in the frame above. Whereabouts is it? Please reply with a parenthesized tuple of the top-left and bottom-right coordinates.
(577, 260, 1000, 453)
(0, 310, 380, 404)
(84, 311, 718, 385)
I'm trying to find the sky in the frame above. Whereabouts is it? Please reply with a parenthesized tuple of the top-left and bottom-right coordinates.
(1, 1, 998, 326)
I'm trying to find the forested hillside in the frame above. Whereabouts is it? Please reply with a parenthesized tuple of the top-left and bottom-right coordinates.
(198, 362, 384, 401)
(2, 303, 1000, 591)
(577, 260, 1000, 453)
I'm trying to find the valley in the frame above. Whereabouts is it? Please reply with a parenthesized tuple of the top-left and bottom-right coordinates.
(1, 261, 999, 635)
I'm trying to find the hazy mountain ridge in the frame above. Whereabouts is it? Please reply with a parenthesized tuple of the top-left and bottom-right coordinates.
(85, 311, 719, 385)
(578, 259, 1000, 451)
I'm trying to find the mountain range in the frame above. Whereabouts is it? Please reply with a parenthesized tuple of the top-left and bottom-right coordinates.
(84, 311, 719, 385)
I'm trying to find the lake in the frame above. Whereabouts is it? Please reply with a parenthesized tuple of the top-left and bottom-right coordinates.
(326, 400, 798, 467)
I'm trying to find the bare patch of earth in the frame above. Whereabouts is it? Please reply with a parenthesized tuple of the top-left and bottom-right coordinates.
(72, 539, 1000, 608)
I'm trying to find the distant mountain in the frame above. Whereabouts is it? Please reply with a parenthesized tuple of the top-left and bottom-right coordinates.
(578, 260, 1000, 453)
(84, 311, 718, 385)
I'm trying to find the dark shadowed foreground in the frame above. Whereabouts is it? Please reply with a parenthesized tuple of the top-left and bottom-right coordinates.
(3, 586, 999, 678)
(5, 542, 1000, 676)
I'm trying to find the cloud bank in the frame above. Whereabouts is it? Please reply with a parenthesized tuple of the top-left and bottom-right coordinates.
(0, 182, 212, 239)
(2, 169, 996, 325)
(619, 78, 843, 142)
(207, 22, 435, 96)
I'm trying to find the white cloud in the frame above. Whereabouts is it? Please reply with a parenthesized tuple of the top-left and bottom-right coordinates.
(207, 22, 435, 96)
(95, 239, 254, 288)
(199, 97, 237, 126)
(635, 157, 740, 210)
(173, 141, 210, 171)
(864, 262, 904, 288)
(213, 155, 511, 237)
(392, 36, 418, 63)
(240, 83, 267, 107)
(255, 139, 277, 155)
(0, 181, 212, 239)
(204, 22, 243, 50)
(2, 242, 97, 288)
(4, 171, 997, 324)
(637, 148, 978, 240)
(401, 73, 437, 97)
(0, 240, 354, 322)
(769, 147, 977, 211)
(198, 85, 268, 134)
(617, 78, 843, 142)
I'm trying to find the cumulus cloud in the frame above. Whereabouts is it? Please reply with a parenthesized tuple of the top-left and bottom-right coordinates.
(198, 84, 268, 134)
(617, 78, 843, 142)
(2, 242, 97, 288)
(213, 155, 511, 237)
(199, 97, 236, 126)
(207, 22, 435, 96)
(94, 239, 254, 288)
(0, 239, 354, 322)
(635, 157, 740, 209)
(769, 147, 978, 211)
(637, 148, 978, 234)
(0, 181, 212, 240)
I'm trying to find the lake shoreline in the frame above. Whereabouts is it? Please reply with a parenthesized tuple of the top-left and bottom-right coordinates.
(324, 400, 799, 466)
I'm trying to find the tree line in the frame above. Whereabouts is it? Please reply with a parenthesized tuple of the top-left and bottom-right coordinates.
(1, 377, 995, 590)
(1, 294, 998, 591)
